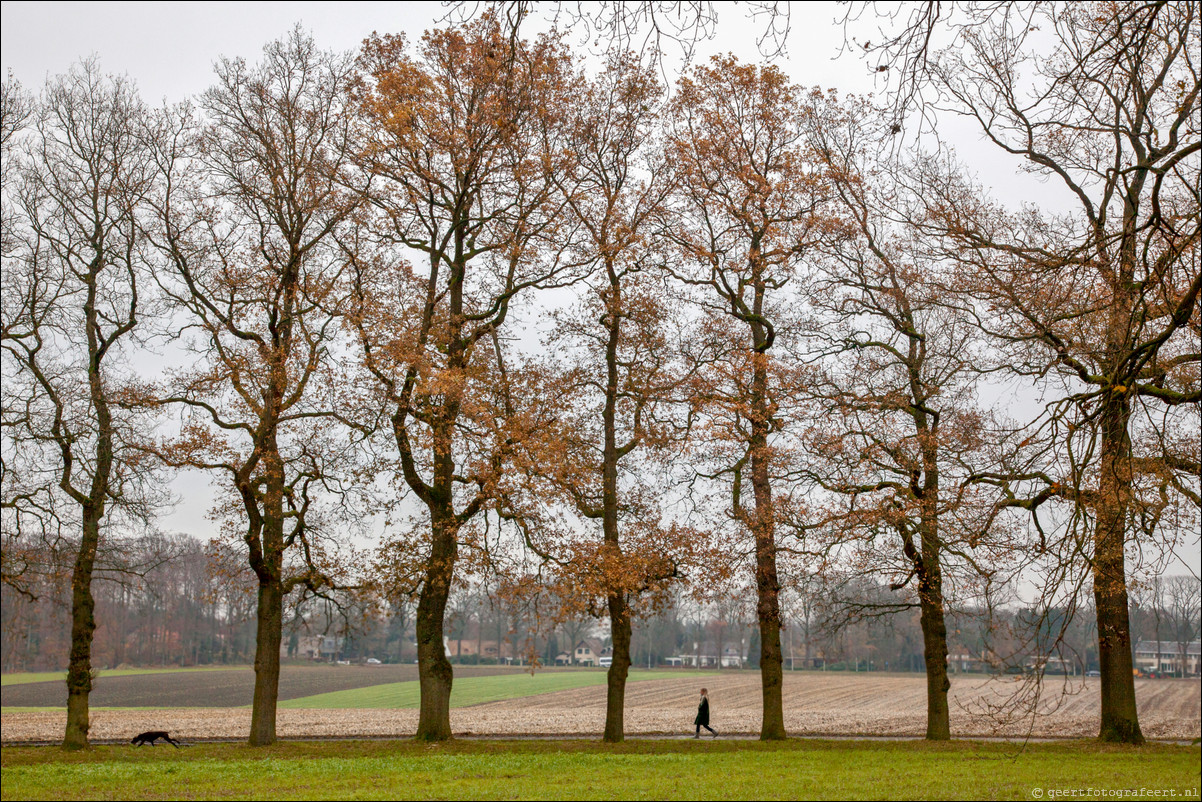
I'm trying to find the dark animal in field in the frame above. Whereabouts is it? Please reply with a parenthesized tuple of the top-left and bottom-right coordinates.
(130, 730, 181, 748)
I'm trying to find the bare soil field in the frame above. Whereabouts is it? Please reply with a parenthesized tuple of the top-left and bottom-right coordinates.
(0, 664, 523, 709)
(3, 671, 1197, 743)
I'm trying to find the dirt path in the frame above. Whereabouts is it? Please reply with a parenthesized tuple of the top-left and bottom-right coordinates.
(3, 673, 1196, 743)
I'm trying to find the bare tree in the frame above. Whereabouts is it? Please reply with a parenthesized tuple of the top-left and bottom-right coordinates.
(0, 72, 49, 602)
(447, 1, 793, 76)
(799, 94, 1019, 739)
(1165, 575, 1201, 678)
(904, 1, 1200, 744)
(663, 55, 829, 740)
(1, 61, 164, 749)
(148, 30, 365, 746)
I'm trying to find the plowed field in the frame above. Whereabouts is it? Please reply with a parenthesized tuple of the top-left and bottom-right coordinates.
(2, 671, 1197, 742)
(0, 664, 518, 708)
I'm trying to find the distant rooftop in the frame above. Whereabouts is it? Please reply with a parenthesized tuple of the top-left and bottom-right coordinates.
(1134, 640, 1200, 655)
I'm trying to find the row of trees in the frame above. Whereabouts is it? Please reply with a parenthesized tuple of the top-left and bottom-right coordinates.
(1, 534, 256, 672)
(2, 2, 1198, 749)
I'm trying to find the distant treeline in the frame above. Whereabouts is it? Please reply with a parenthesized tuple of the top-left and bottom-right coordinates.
(4, 533, 1196, 681)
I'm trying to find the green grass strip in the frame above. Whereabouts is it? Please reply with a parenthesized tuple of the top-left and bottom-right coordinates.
(278, 669, 716, 709)
(1, 666, 248, 687)
(2, 738, 1198, 801)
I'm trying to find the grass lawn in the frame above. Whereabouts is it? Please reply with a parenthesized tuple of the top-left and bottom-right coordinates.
(1, 666, 248, 687)
(2, 738, 1198, 801)
(278, 669, 718, 709)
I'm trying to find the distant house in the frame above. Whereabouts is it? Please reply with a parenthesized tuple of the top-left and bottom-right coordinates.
(571, 638, 612, 666)
(1023, 655, 1077, 675)
(1134, 640, 1201, 676)
(946, 651, 998, 674)
(289, 635, 343, 661)
(445, 639, 509, 660)
(676, 641, 746, 668)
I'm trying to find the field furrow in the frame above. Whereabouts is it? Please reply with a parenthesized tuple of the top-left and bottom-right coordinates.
(2, 671, 1196, 743)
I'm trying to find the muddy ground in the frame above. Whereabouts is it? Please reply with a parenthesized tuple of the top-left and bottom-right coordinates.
(0, 664, 524, 709)
(3, 672, 1197, 743)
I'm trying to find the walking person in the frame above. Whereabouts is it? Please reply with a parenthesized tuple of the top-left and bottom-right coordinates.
(694, 687, 716, 738)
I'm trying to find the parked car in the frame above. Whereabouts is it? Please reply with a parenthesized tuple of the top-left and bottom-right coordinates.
(366, 658, 382, 665)
(1086, 669, 1101, 677)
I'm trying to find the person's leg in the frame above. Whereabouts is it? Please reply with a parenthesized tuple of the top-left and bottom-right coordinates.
(704, 724, 716, 736)
(694, 724, 701, 738)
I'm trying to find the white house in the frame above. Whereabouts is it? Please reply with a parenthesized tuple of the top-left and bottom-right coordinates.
(676, 641, 746, 668)
(1134, 640, 1200, 676)
(569, 638, 612, 666)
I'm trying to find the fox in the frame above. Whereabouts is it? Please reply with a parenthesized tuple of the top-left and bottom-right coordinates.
(130, 730, 181, 748)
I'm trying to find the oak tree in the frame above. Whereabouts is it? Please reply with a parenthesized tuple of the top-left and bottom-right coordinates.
(908, 1, 1200, 744)
(148, 30, 364, 746)
(802, 95, 1016, 739)
(1, 62, 162, 749)
(350, 14, 575, 741)
(517, 52, 701, 742)
(663, 55, 829, 740)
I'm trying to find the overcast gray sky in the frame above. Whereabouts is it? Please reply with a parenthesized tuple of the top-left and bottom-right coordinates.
(1, 2, 1057, 218)
(1, 2, 867, 98)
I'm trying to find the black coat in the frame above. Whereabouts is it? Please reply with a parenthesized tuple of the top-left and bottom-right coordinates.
(694, 696, 710, 726)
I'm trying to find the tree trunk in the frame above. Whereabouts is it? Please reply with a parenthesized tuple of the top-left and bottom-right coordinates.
(245, 440, 287, 747)
(1094, 394, 1143, 744)
(63, 275, 117, 751)
(756, 595, 785, 739)
(248, 577, 283, 746)
(750, 345, 786, 741)
(63, 509, 101, 751)
(604, 595, 632, 743)
(751, 455, 786, 740)
(415, 514, 457, 741)
(600, 273, 633, 743)
(917, 561, 951, 740)
(916, 420, 950, 741)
